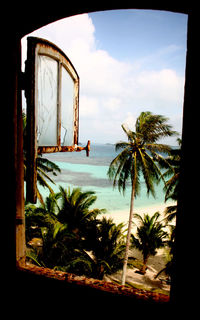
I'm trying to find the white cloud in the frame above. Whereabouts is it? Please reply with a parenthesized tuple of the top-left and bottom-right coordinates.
(22, 13, 185, 144)
(104, 97, 121, 111)
(37, 14, 95, 54)
(79, 96, 99, 117)
(21, 14, 95, 70)
(136, 69, 184, 105)
(77, 49, 131, 100)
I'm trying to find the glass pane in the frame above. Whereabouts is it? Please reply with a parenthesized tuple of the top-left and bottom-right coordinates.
(61, 66, 74, 146)
(37, 55, 58, 146)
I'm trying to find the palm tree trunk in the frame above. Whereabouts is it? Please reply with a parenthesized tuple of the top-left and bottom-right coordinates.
(141, 255, 149, 274)
(121, 178, 136, 285)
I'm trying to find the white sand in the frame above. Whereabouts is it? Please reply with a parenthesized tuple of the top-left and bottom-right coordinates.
(104, 262, 171, 293)
(102, 201, 175, 227)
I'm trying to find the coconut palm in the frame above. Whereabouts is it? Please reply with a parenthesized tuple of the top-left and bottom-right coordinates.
(131, 212, 168, 274)
(25, 190, 97, 271)
(25, 189, 125, 278)
(36, 156, 61, 195)
(70, 217, 125, 279)
(24, 154, 61, 204)
(25, 192, 61, 243)
(23, 111, 61, 204)
(89, 217, 125, 279)
(57, 186, 106, 235)
(163, 138, 181, 203)
(155, 224, 175, 281)
(162, 139, 181, 223)
(27, 218, 79, 269)
(107, 111, 177, 285)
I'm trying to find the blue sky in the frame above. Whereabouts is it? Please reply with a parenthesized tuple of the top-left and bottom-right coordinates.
(22, 9, 188, 145)
(90, 10, 187, 74)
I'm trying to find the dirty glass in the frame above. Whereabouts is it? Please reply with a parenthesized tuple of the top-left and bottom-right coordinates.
(61, 66, 74, 146)
(37, 55, 58, 146)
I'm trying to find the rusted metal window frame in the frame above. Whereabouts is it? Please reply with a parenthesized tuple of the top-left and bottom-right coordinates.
(25, 37, 80, 203)
(26, 37, 80, 148)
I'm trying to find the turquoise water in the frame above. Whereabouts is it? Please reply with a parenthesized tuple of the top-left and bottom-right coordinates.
(39, 143, 170, 213)
(55, 161, 108, 180)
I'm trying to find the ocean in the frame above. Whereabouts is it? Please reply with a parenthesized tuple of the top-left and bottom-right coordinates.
(40, 143, 172, 216)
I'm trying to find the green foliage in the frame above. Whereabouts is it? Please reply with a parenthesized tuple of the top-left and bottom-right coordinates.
(89, 218, 125, 279)
(131, 212, 168, 273)
(25, 187, 125, 279)
(107, 111, 177, 283)
(24, 110, 179, 284)
(23, 111, 61, 204)
(107, 111, 177, 196)
(57, 186, 102, 234)
(163, 139, 181, 203)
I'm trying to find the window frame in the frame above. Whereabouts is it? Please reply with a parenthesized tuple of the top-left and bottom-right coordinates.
(25, 37, 79, 203)
(10, 7, 193, 306)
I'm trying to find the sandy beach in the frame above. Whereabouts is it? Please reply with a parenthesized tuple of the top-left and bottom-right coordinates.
(104, 249, 171, 295)
(102, 202, 175, 294)
(103, 202, 175, 225)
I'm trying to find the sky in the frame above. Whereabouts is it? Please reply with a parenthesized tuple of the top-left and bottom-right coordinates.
(22, 9, 188, 145)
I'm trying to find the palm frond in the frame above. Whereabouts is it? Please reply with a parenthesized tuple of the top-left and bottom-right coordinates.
(145, 143, 172, 155)
(121, 124, 136, 142)
(115, 141, 130, 152)
(164, 205, 177, 222)
(138, 148, 156, 197)
(36, 187, 45, 205)
(37, 156, 61, 174)
(107, 147, 131, 191)
(26, 248, 46, 267)
(136, 111, 178, 143)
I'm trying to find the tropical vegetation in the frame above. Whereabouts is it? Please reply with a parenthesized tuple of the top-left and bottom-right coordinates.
(23, 111, 61, 204)
(131, 212, 168, 274)
(107, 111, 178, 285)
(24, 110, 180, 288)
(163, 138, 181, 223)
(26, 187, 125, 279)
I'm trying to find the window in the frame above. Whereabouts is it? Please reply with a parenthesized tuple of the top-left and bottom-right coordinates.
(26, 37, 79, 149)
(25, 37, 89, 203)
(11, 7, 193, 306)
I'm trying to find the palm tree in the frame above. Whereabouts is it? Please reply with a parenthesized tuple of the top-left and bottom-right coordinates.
(131, 212, 168, 274)
(163, 138, 181, 203)
(70, 217, 125, 279)
(155, 224, 175, 281)
(162, 139, 181, 223)
(57, 186, 106, 235)
(24, 154, 61, 204)
(25, 190, 94, 271)
(89, 217, 125, 279)
(25, 193, 61, 243)
(107, 111, 177, 285)
(27, 218, 78, 269)
(36, 155, 61, 200)
(25, 188, 125, 278)
(23, 111, 61, 204)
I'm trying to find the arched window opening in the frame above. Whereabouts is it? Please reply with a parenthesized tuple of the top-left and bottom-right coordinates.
(16, 8, 189, 304)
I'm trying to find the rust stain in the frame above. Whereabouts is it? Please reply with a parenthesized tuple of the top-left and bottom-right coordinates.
(38, 140, 90, 156)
